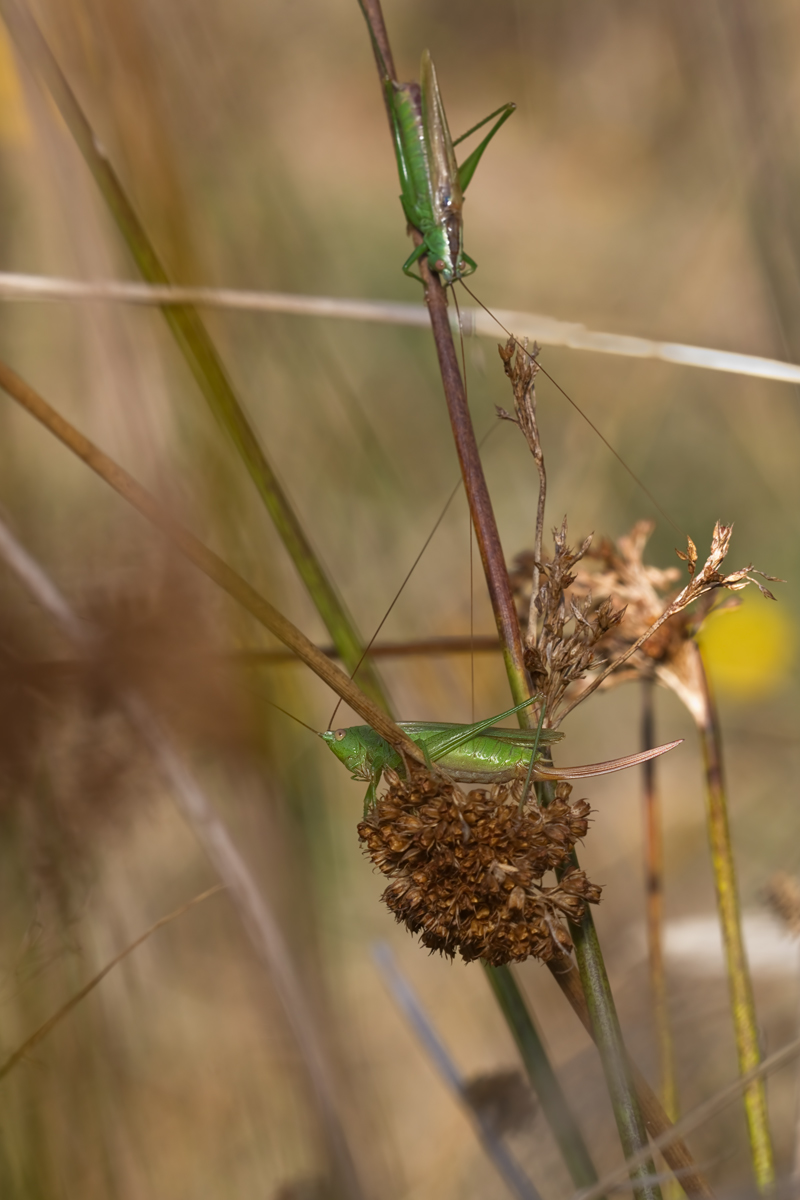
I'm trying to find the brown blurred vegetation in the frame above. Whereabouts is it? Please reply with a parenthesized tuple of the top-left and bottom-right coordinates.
(1, 0, 800, 1195)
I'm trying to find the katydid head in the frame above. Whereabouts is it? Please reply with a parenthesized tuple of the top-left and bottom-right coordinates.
(319, 726, 364, 773)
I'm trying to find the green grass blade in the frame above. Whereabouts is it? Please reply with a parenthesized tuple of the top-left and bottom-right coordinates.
(483, 964, 602, 1193)
(0, 0, 389, 710)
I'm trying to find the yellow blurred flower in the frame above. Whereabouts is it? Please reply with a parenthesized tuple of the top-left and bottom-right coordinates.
(0, 26, 30, 146)
(698, 594, 795, 698)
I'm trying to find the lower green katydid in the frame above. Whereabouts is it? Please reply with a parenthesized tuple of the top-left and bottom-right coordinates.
(320, 695, 681, 811)
(382, 48, 515, 283)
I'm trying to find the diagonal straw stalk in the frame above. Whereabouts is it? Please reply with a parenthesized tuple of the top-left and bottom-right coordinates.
(0, 0, 389, 710)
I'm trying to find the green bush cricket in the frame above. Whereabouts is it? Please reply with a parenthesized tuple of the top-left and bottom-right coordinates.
(321, 696, 681, 811)
(382, 48, 515, 283)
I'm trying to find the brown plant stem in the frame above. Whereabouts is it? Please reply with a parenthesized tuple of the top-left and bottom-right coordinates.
(0, 356, 423, 764)
(549, 963, 713, 1200)
(0, 0, 389, 711)
(641, 680, 680, 1142)
(423, 265, 532, 715)
(357, 0, 531, 721)
(693, 646, 775, 1191)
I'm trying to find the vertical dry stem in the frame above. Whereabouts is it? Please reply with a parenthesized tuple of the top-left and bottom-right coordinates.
(641, 682, 679, 1123)
(641, 679, 680, 1200)
(694, 648, 775, 1190)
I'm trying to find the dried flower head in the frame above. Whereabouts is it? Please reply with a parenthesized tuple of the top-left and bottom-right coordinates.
(357, 768, 600, 966)
(511, 520, 781, 724)
(509, 518, 625, 723)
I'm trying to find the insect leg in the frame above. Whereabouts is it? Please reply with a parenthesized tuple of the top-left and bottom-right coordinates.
(458, 253, 478, 278)
(456, 103, 516, 193)
(518, 702, 546, 811)
(402, 241, 428, 283)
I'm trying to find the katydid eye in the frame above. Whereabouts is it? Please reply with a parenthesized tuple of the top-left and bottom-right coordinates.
(435, 259, 445, 272)
(334, 729, 347, 741)
(458, 261, 466, 271)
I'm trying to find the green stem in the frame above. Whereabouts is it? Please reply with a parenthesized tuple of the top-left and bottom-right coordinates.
(0, 0, 389, 711)
(536, 771, 661, 1200)
(483, 964, 602, 1193)
(694, 646, 775, 1191)
(572, 904, 662, 1200)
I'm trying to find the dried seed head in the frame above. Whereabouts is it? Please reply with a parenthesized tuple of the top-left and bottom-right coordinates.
(358, 769, 599, 966)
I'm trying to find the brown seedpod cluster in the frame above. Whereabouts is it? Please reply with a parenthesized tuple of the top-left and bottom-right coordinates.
(357, 768, 600, 966)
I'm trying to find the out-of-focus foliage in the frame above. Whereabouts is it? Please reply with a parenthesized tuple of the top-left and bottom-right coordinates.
(1, 0, 800, 1195)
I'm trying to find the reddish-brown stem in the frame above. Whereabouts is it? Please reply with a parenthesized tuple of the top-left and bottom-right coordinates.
(641, 680, 678, 1129)
(422, 266, 531, 713)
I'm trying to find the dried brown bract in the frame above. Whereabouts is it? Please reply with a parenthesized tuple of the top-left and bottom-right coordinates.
(511, 519, 781, 723)
(357, 767, 600, 966)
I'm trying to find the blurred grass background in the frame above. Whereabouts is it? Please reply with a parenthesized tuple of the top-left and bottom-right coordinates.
(1, 0, 800, 1194)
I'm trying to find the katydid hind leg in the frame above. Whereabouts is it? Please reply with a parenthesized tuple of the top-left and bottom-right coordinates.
(452, 101, 516, 148)
(518, 702, 547, 810)
(457, 103, 516, 193)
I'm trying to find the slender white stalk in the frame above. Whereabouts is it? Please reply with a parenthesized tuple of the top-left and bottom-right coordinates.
(0, 514, 365, 1200)
(3, 271, 800, 386)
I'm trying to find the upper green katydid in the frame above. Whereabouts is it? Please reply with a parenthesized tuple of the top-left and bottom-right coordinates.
(320, 696, 682, 810)
(384, 49, 515, 283)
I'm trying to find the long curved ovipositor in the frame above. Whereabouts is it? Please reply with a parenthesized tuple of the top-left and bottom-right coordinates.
(532, 739, 683, 781)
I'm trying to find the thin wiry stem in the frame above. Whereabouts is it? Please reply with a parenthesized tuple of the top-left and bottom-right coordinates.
(640, 679, 680, 1189)
(693, 648, 775, 1191)
(0, 355, 423, 763)
(0, 0, 389, 710)
(0, 515, 367, 1200)
(0, 887, 223, 1082)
